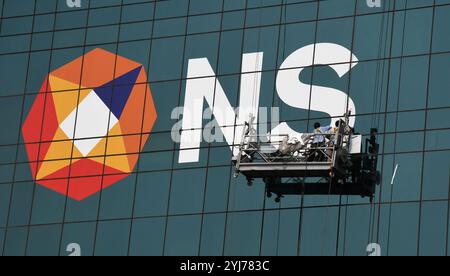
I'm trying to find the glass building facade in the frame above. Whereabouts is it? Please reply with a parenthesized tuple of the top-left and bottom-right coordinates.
(0, 0, 450, 256)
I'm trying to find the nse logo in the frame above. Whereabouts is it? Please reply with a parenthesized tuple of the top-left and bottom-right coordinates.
(23, 43, 358, 200)
(22, 49, 157, 200)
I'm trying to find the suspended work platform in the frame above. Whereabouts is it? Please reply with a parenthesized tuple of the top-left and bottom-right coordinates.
(232, 113, 380, 203)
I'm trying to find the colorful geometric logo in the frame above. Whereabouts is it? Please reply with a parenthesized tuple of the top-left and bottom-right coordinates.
(22, 48, 157, 201)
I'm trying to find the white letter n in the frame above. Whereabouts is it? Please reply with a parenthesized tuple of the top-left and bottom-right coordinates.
(178, 53, 263, 163)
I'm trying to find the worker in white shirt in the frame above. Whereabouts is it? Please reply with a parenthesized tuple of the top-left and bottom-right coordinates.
(310, 122, 332, 161)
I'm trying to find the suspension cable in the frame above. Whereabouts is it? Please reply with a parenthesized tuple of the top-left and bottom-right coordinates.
(386, 1, 409, 255)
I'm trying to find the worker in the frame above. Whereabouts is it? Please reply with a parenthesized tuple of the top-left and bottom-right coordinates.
(329, 120, 343, 146)
(310, 122, 332, 161)
(332, 120, 341, 134)
(313, 122, 332, 144)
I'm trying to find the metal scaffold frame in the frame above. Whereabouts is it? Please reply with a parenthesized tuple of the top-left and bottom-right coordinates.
(233, 113, 380, 203)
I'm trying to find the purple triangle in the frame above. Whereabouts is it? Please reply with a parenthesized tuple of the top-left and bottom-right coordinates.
(94, 66, 142, 119)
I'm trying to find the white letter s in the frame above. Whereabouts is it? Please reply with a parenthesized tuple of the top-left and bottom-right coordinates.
(272, 43, 358, 139)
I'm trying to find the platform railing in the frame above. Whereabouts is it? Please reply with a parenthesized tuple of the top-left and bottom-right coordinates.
(235, 132, 338, 168)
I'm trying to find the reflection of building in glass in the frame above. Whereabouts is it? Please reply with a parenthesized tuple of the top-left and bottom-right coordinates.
(0, 0, 449, 256)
